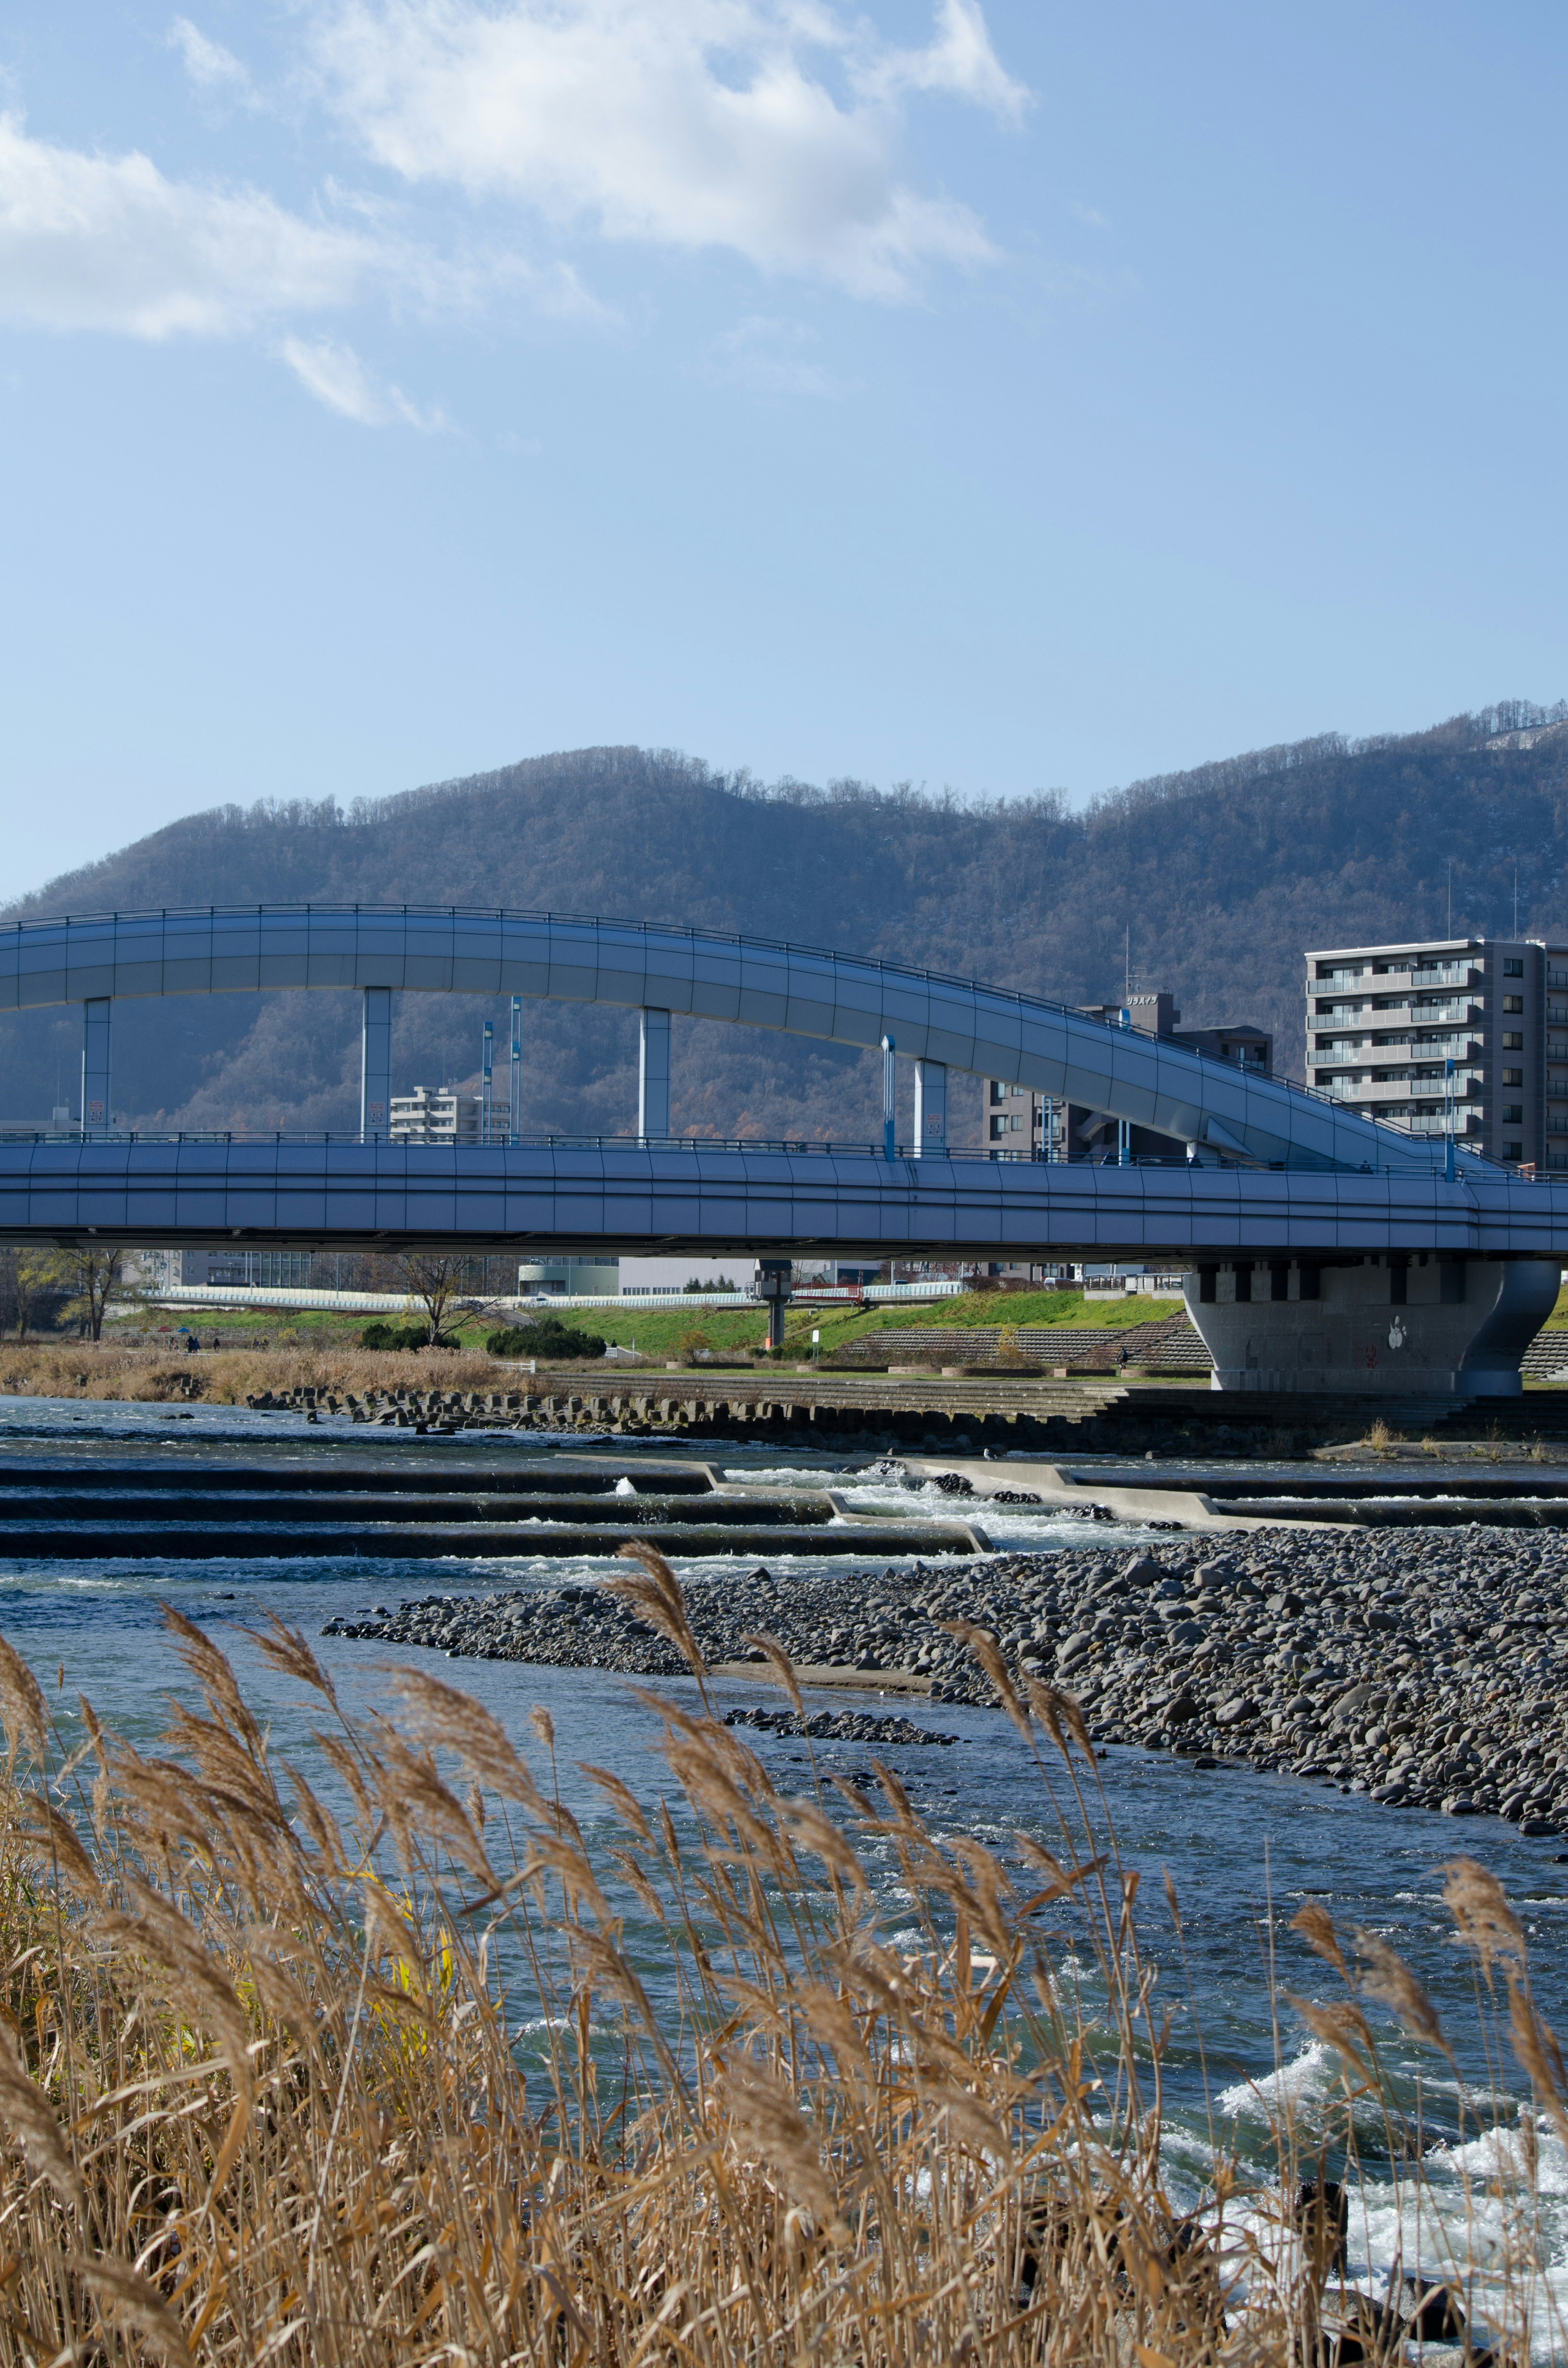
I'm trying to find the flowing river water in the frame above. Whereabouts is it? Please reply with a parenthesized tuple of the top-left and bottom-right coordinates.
(3, 1393, 1566, 2353)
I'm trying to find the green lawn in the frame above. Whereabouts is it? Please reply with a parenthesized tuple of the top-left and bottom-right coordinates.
(131, 1284, 1189, 1364)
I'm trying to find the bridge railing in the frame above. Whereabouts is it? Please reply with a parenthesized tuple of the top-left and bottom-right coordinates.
(0, 896, 1492, 1166)
(0, 1126, 1509, 1173)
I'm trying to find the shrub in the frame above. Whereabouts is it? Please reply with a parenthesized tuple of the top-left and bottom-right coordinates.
(359, 1321, 431, 1351)
(485, 1321, 606, 1361)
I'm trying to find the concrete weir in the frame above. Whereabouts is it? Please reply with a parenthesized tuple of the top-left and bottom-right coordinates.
(1181, 1253, 1560, 1396)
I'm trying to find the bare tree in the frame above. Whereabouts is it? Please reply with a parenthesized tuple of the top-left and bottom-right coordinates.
(394, 1251, 468, 1345)
(60, 1247, 129, 1342)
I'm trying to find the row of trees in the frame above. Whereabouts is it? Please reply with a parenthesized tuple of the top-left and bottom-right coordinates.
(0, 1246, 127, 1342)
(0, 1243, 497, 1350)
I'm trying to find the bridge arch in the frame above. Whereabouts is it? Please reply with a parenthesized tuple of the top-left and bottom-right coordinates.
(0, 903, 1447, 1173)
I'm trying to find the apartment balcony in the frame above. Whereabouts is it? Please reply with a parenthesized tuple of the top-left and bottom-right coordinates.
(1311, 999, 1481, 1029)
(1309, 1034, 1482, 1065)
(1310, 962, 1481, 990)
(1354, 1070, 1482, 1097)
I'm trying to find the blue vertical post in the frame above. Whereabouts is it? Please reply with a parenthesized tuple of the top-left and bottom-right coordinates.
(481, 1022, 494, 1144)
(639, 1009, 671, 1139)
(361, 987, 391, 1142)
(509, 995, 522, 1144)
(80, 999, 111, 1134)
(1117, 1117, 1131, 1167)
(1445, 1057, 1456, 1182)
(881, 1035, 896, 1159)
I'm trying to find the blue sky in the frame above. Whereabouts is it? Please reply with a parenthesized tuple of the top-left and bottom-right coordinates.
(2, 1, 1565, 902)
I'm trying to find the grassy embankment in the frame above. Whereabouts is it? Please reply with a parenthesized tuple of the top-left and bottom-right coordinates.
(0, 1571, 1550, 2365)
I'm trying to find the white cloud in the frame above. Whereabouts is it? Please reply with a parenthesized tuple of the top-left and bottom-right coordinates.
(167, 17, 258, 105)
(865, 0, 1028, 117)
(281, 332, 448, 425)
(1071, 200, 1109, 230)
(706, 313, 847, 397)
(0, 112, 379, 337)
(307, 0, 1027, 299)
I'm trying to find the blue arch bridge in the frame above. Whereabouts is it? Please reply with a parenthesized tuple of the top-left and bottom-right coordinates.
(2, 903, 1567, 1399)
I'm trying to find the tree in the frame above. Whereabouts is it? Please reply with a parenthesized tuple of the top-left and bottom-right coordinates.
(59, 1247, 129, 1342)
(394, 1251, 467, 1345)
(0, 1248, 70, 1341)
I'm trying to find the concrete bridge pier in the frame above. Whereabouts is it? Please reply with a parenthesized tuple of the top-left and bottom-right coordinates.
(80, 998, 111, 1133)
(914, 1058, 947, 1155)
(361, 988, 392, 1141)
(757, 1259, 793, 1351)
(639, 1008, 670, 1140)
(1182, 1253, 1561, 1397)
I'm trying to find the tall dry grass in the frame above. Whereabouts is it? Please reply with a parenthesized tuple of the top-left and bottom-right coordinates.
(0, 1554, 1555, 2361)
(0, 1343, 501, 1405)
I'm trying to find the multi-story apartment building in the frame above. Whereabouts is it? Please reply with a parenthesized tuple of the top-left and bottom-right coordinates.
(985, 990, 1273, 1160)
(1303, 935, 1568, 1168)
(389, 1086, 485, 1146)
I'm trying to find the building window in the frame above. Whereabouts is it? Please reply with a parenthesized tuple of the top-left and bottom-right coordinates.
(1503, 995, 1524, 1013)
(1504, 1142, 1523, 1160)
(1503, 1105, 1524, 1123)
(989, 1115, 1007, 1137)
(1504, 1068, 1524, 1086)
(1504, 959, 1524, 976)
(1503, 1032, 1524, 1050)
(990, 1082, 1006, 1105)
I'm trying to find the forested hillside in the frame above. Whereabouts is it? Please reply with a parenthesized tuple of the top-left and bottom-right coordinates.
(4, 702, 1568, 1144)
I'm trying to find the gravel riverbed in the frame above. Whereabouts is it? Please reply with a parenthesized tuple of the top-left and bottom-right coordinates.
(323, 1523, 1568, 1827)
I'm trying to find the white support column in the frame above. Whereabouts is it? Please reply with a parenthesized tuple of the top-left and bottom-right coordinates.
(361, 987, 392, 1142)
(913, 1057, 947, 1157)
(639, 1008, 671, 1140)
(80, 999, 111, 1134)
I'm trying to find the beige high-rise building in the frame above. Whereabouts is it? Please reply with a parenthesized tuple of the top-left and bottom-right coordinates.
(1303, 934, 1568, 1169)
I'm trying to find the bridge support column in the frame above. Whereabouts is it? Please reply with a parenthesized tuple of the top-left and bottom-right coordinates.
(639, 1008, 670, 1140)
(757, 1259, 792, 1351)
(361, 988, 392, 1141)
(80, 999, 111, 1133)
(913, 1059, 947, 1156)
(1183, 1254, 1559, 1396)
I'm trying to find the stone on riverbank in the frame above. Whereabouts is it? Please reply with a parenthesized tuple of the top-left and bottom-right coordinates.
(321, 1525, 1568, 1831)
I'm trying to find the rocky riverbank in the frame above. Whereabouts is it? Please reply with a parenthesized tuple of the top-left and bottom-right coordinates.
(323, 1523, 1568, 1829)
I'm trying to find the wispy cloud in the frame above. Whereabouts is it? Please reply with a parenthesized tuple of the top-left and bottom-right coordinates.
(307, 0, 1027, 300)
(0, 111, 377, 336)
(166, 17, 260, 107)
(862, 0, 1029, 118)
(706, 314, 849, 397)
(1071, 200, 1109, 230)
(281, 332, 447, 426)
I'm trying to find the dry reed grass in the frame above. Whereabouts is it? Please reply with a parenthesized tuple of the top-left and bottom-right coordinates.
(0, 1561, 1555, 2362)
(0, 1344, 501, 1405)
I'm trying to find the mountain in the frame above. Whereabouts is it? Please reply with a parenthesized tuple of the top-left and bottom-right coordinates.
(4, 705, 1568, 1145)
